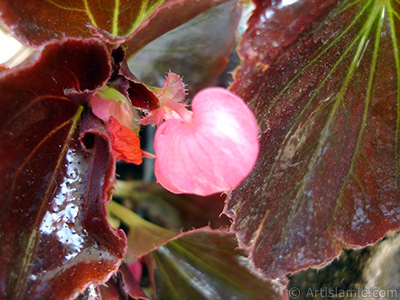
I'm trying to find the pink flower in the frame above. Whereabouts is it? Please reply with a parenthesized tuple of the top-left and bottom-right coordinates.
(90, 73, 259, 196)
(138, 72, 187, 126)
(154, 87, 259, 196)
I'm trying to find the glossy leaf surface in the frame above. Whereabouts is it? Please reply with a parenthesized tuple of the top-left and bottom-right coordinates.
(225, 0, 400, 278)
(0, 39, 126, 299)
(0, 0, 231, 51)
(128, 0, 242, 95)
(151, 229, 289, 300)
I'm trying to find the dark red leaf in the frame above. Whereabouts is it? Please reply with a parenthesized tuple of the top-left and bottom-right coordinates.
(0, 0, 165, 46)
(0, 0, 231, 51)
(225, 0, 400, 278)
(99, 263, 149, 300)
(117, 263, 149, 300)
(108, 201, 288, 299)
(149, 228, 289, 300)
(108, 48, 160, 111)
(0, 39, 126, 299)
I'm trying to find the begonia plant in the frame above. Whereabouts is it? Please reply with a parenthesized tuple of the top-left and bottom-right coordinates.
(0, 0, 399, 299)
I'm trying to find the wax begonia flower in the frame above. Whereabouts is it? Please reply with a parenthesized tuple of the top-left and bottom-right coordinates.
(154, 87, 259, 196)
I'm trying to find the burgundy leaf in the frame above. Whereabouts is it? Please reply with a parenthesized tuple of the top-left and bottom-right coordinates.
(0, 39, 126, 299)
(0, 0, 167, 46)
(149, 228, 289, 300)
(108, 47, 160, 111)
(108, 201, 287, 299)
(99, 263, 149, 300)
(116, 263, 149, 300)
(126, 79, 161, 111)
(0, 0, 231, 51)
(225, 0, 400, 278)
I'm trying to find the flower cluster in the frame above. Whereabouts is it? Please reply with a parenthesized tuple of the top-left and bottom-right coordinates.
(91, 72, 259, 196)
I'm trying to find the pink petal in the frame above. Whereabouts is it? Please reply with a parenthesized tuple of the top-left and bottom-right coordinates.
(154, 87, 259, 196)
(159, 72, 186, 101)
(90, 93, 133, 128)
(138, 72, 187, 126)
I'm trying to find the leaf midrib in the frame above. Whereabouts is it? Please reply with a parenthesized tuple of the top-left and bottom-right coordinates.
(11, 105, 83, 300)
(253, 0, 387, 253)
